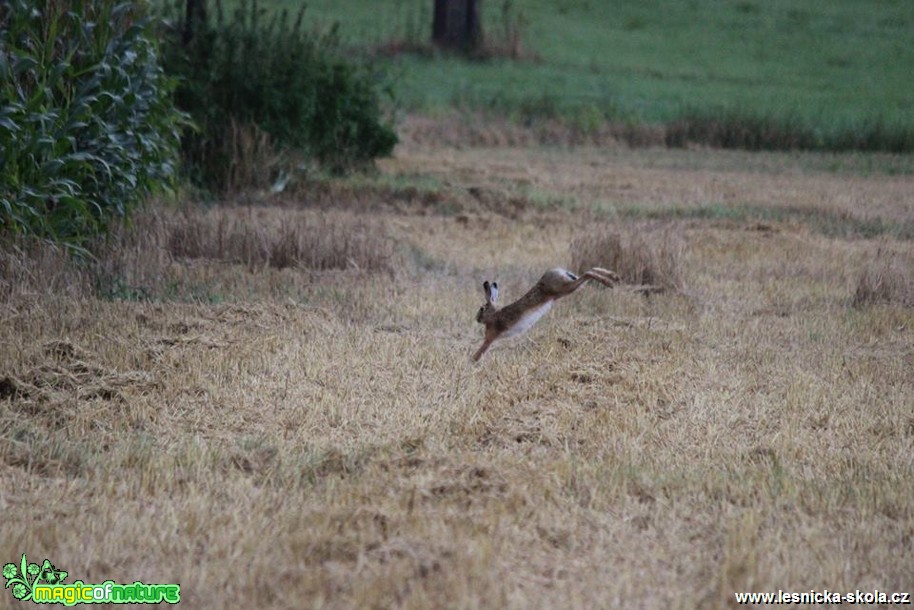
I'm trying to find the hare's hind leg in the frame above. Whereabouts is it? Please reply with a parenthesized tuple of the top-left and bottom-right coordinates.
(585, 267, 620, 286)
(560, 268, 619, 295)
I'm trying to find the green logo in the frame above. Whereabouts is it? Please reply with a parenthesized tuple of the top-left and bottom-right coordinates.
(3, 555, 180, 606)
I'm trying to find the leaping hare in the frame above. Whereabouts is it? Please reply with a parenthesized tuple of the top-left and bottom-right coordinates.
(473, 267, 620, 361)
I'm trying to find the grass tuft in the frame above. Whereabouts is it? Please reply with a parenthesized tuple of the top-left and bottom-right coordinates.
(851, 249, 914, 308)
(570, 224, 685, 292)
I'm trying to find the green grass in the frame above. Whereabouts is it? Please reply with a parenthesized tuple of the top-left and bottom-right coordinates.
(276, 0, 914, 125)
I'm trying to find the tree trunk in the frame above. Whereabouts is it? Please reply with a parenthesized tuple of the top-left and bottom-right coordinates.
(183, 0, 207, 45)
(432, 0, 482, 52)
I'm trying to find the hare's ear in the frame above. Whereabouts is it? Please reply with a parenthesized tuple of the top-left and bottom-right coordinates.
(483, 280, 498, 304)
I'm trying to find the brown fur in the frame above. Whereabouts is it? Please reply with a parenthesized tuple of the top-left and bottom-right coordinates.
(474, 267, 619, 361)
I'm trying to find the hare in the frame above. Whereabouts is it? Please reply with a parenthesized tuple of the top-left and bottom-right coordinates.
(473, 267, 620, 361)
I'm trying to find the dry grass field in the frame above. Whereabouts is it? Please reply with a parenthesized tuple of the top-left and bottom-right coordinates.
(1, 135, 913, 608)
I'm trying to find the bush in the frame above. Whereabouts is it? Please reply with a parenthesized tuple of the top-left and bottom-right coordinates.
(0, 0, 185, 248)
(159, 0, 398, 191)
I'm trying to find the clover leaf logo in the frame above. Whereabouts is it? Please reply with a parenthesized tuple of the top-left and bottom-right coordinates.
(39, 560, 67, 585)
(3, 554, 67, 602)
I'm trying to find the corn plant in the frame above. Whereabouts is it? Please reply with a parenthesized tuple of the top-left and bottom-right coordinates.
(0, 0, 186, 249)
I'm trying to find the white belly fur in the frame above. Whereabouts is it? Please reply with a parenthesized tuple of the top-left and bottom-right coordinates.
(502, 300, 553, 339)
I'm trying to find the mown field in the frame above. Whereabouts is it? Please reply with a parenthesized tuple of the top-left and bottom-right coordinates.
(2, 134, 913, 607)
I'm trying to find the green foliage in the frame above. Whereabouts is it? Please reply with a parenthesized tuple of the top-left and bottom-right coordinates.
(159, 0, 398, 191)
(0, 0, 186, 248)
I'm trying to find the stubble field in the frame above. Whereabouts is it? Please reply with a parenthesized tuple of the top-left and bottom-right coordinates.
(1, 135, 913, 608)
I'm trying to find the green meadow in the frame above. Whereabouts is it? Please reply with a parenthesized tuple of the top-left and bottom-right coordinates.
(244, 0, 914, 139)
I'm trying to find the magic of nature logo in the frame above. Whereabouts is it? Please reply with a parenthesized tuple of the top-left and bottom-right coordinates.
(3, 554, 180, 606)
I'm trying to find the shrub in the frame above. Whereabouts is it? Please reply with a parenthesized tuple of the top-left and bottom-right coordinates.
(159, 0, 398, 191)
(0, 0, 186, 248)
